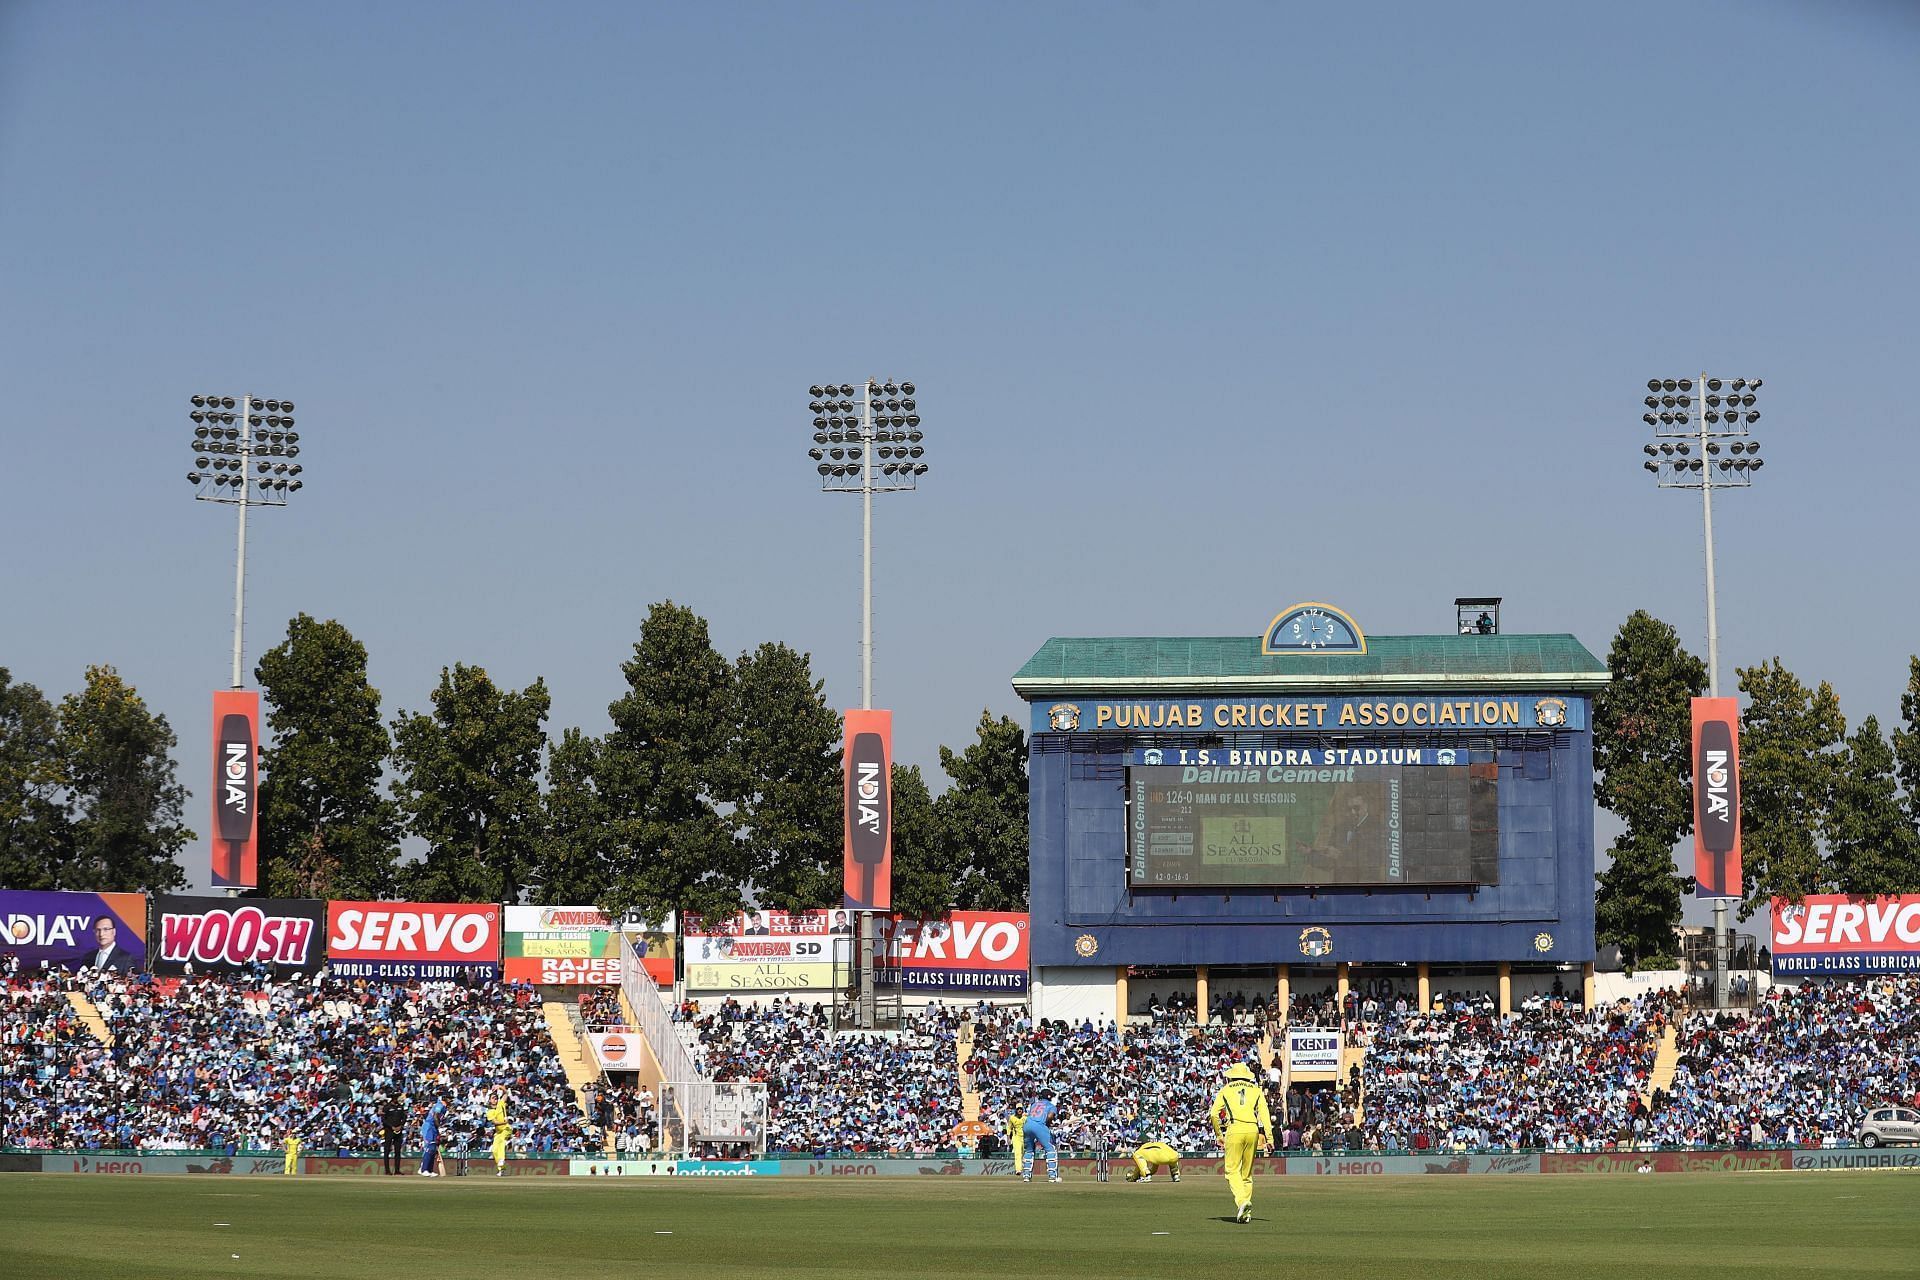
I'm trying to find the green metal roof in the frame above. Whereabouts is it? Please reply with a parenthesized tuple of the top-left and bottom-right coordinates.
(1012, 634, 1608, 696)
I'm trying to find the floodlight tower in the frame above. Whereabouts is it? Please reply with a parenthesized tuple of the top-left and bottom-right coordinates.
(806, 377, 928, 1027)
(187, 394, 305, 687)
(1638, 373, 1764, 1007)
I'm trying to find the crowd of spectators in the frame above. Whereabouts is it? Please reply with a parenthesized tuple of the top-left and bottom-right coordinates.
(1646, 976, 1920, 1147)
(12, 959, 1920, 1159)
(1, 967, 595, 1156)
(1357, 989, 1676, 1151)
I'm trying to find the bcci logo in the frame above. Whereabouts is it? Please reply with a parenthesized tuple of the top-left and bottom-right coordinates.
(1074, 934, 1100, 958)
(1298, 927, 1333, 958)
(1533, 932, 1554, 953)
(1047, 703, 1081, 732)
(1534, 698, 1568, 728)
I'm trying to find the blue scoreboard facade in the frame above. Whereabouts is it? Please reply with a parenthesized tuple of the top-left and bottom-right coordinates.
(1012, 605, 1610, 979)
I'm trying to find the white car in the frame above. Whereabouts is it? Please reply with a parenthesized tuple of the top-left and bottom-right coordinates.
(1857, 1106, 1920, 1148)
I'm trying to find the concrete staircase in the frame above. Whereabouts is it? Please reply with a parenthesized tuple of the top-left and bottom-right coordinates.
(1643, 1024, 1680, 1108)
(66, 991, 113, 1045)
(541, 999, 600, 1117)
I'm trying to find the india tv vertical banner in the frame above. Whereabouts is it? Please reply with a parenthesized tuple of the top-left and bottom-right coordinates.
(1691, 697, 1742, 899)
(210, 691, 260, 890)
(843, 709, 893, 911)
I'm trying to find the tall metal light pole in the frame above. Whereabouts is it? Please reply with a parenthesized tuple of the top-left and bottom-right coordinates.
(807, 377, 928, 1026)
(188, 393, 306, 687)
(1639, 373, 1764, 1006)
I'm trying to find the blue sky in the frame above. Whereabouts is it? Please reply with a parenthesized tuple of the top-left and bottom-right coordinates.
(3, 2, 1916, 909)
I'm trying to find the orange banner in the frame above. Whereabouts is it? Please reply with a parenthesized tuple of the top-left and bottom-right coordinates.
(843, 709, 892, 911)
(1690, 697, 1742, 899)
(210, 691, 260, 889)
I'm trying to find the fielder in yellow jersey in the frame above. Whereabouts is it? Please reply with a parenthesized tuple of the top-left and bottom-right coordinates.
(1210, 1063, 1272, 1223)
(486, 1090, 511, 1176)
(1124, 1141, 1181, 1182)
(281, 1131, 301, 1175)
(1006, 1112, 1024, 1175)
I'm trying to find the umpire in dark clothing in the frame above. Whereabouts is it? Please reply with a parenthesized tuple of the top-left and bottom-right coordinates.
(381, 1095, 407, 1175)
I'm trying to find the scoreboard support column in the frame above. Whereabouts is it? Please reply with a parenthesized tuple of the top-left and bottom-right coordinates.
(1114, 967, 1128, 1029)
(1498, 962, 1512, 1016)
(1336, 963, 1350, 1014)
(1582, 963, 1595, 1009)
(1195, 967, 1210, 1026)
(1417, 963, 1431, 1012)
(1276, 965, 1290, 1016)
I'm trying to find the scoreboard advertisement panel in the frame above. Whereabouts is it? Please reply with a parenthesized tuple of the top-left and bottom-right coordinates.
(1127, 752, 1497, 888)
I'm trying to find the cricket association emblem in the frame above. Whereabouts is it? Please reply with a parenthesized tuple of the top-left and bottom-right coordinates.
(1047, 703, 1081, 733)
(1298, 927, 1333, 958)
(1073, 934, 1100, 958)
(1533, 931, 1555, 953)
(1534, 698, 1568, 728)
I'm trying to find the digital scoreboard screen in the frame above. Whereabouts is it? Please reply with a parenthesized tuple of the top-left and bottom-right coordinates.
(1127, 760, 1498, 888)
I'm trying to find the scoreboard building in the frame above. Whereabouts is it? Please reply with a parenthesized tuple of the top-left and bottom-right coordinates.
(1011, 602, 1610, 1025)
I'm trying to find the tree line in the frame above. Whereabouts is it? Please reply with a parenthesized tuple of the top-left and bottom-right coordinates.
(0, 601, 1030, 923)
(1593, 610, 1920, 966)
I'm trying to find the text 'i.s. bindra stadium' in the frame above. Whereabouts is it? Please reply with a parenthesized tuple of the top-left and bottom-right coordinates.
(1012, 600, 1610, 1028)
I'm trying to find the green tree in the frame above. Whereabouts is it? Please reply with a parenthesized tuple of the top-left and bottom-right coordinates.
(936, 711, 1029, 911)
(57, 666, 190, 893)
(254, 614, 400, 899)
(596, 602, 744, 925)
(1826, 715, 1920, 896)
(0, 668, 71, 889)
(1590, 611, 1706, 966)
(729, 642, 842, 912)
(888, 763, 954, 919)
(1737, 657, 1845, 914)
(1893, 656, 1920, 834)
(391, 665, 550, 903)
(533, 727, 610, 904)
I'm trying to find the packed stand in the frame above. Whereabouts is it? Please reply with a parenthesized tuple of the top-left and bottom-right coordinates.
(686, 996, 965, 1155)
(966, 1007, 1266, 1156)
(1648, 976, 1920, 1147)
(1357, 989, 1676, 1152)
(3, 968, 597, 1155)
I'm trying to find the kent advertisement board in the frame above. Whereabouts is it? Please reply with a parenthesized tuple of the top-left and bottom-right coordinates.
(151, 896, 326, 974)
(0, 890, 148, 972)
(1286, 1027, 1343, 1074)
(502, 906, 674, 986)
(1770, 894, 1920, 975)
(875, 912, 1029, 993)
(325, 901, 501, 980)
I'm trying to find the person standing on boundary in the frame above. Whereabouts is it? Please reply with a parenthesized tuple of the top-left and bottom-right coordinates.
(486, 1087, 512, 1177)
(1021, 1092, 1063, 1184)
(419, 1095, 446, 1177)
(281, 1124, 301, 1176)
(1210, 1063, 1272, 1223)
(381, 1093, 406, 1175)
(1006, 1108, 1025, 1175)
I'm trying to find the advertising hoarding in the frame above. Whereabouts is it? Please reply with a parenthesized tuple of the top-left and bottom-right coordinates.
(1286, 1027, 1343, 1074)
(684, 910, 849, 992)
(501, 906, 674, 986)
(586, 1030, 648, 1071)
(324, 901, 501, 979)
(1770, 894, 1920, 975)
(1690, 697, 1743, 899)
(842, 709, 893, 911)
(150, 896, 326, 974)
(209, 690, 260, 890)
(875, 912, 1029, 993)
(0, 890, 147, 972)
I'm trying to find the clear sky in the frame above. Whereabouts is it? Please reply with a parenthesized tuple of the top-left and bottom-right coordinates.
(3, 2, 1916, 910)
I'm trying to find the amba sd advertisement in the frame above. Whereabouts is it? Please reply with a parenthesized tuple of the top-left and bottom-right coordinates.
(325, 901, 501, 980)
(151, 896, 326, 974)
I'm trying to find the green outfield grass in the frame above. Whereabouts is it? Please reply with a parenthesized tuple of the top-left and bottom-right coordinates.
(1, 1171, 1914, 1280)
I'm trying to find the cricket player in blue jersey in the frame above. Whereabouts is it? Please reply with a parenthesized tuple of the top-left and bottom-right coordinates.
(1021, 1093, 1063, 1183)
(418, 1097, 447, 1176)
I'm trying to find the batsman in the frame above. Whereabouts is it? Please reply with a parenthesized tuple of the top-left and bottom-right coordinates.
(1210, 1063, 1273, 1223)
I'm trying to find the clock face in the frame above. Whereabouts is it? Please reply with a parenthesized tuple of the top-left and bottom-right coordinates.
(1263, 603, 1366, 655)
